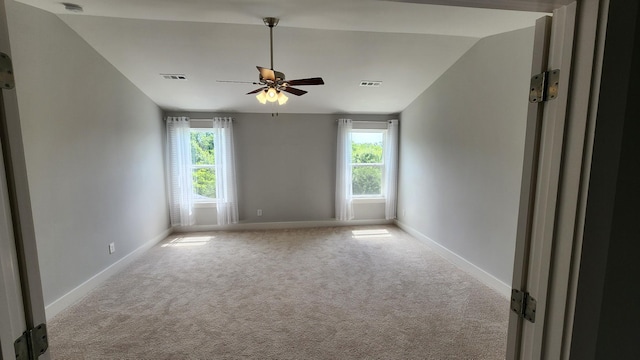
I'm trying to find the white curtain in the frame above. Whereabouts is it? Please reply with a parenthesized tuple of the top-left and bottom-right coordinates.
(166, 117, 194, 226)
(384, 120, 399, 219)
(213, 117, 239, 225)
(336, 118, 354, 220)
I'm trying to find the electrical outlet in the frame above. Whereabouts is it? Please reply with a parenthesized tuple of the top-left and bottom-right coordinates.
(108, 242, 115, 254)
(257, 209, 263, 216)
(402, 209, 406, 217)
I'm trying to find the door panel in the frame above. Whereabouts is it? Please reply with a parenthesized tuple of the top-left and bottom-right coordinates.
(506, 14, 552, 360)
(0, 0, 49, 358)
(0, 131, 26, 360)
(523, 4, 576, 359)
(507, 2, 578, 360)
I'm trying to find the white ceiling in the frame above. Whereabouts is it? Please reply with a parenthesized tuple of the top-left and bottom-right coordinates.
(16, 0, 548, 114)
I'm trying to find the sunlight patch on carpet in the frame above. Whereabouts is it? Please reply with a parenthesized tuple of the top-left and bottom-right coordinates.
(351, 228, 391, 239)
(161, 236, 214, 247)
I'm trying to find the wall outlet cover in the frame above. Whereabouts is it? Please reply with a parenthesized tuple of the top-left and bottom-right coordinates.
(108, 242, 115, 254)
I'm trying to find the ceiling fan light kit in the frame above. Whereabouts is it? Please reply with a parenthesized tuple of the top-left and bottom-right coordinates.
(256, 88, 288, 105)
(226, 17, 324, 106)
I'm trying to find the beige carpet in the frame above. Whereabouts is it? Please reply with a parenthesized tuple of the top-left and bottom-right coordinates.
(48, 225, 509, 359)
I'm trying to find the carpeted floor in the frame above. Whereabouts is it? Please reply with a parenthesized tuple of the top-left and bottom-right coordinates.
(48, 225, 509, 359)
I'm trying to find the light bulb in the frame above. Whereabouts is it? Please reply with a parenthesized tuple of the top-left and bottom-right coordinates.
(266, 88, 278, 102)
(277, 92, 288, 105)
(256, 90, 267, 104)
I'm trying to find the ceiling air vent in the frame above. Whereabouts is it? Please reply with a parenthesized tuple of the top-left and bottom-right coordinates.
(359, 80, 382, 87)
(161, 74, 188, 81)
(62, 3, 83, 13)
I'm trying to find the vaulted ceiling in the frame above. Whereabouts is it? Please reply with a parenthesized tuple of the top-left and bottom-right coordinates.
(16, 0, 549, 114)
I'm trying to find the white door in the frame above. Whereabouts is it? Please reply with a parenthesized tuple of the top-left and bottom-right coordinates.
(0, 130, 27, 360)
(507, 3, 578, 359)
(0, 0, 49, 358)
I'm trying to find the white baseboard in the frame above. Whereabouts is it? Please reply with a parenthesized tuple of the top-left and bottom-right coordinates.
(174, 219, 394, 232)
(45, 227, 174, 320)
(395, 220, 511, 299)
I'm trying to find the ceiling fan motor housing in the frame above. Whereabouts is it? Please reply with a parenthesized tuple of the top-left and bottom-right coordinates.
(274, 71, 285, 81)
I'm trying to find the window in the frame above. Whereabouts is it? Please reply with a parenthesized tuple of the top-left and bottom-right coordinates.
(351, 130, 385, 197)
(190, 129, 216, 202)
(336, 119, 398, 220)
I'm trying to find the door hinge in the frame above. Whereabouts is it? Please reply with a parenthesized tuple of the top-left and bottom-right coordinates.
(529, 69, 560, 103)
(511, 289, 537, 323)
(14, 323, 49, 360)
(0, 52, 15, 89)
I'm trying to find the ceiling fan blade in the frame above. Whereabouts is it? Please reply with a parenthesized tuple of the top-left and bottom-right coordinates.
(257, 66, 276, 81)
(282, 87, 308, 96)
(217, 80, 259, 84)
(286, 77, 325, 86)
(246, 87, 267, 95)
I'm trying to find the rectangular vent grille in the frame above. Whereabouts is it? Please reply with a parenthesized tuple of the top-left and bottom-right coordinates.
(359, 80, 382, 87)
(161, 74, 187, 80)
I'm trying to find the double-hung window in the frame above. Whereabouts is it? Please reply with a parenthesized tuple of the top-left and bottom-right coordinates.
(190, 129, 216, 202)
(337, 119, 398, 220)
(351, 130, 386, 199)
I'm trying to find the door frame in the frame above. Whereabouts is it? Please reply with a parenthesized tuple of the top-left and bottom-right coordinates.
(540, 1, 608, 358)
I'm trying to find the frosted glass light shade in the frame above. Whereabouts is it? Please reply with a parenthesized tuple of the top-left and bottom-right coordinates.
(277, 92, 288, 105)
(256, 91, 267, 104)
(266, 88, 278, 102)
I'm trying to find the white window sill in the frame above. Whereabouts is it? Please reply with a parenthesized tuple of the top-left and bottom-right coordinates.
(352, 197, 386, 204)
(194, 202, 217, 208)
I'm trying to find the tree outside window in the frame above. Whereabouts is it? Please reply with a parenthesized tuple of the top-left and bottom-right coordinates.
(351, 131, 384, 196)
(191, 130, 216, 201)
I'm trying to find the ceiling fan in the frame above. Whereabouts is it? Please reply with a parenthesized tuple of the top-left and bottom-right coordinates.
(218, 17, 325, 105)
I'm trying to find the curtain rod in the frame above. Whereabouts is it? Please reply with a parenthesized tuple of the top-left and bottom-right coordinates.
(335, 120, 396, 123)
(187, 118, 234, 122)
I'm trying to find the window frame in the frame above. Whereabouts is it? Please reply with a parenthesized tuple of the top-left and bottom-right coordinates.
(350, 128, 387, 201)
(189, 127, 217, 204)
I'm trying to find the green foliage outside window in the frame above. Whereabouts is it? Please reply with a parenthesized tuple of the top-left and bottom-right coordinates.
(352, 140, 383, 196)
(191, 131, 216, 200)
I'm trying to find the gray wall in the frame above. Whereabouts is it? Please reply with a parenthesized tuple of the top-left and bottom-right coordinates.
(7, 2, 170, 306)
(397, 28, 534, 285)
(165, 112, 396, 225)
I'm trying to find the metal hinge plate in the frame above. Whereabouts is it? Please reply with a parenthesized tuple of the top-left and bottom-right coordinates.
(511, 289, 537, 323)
(529, 69, 560, 103)
(0, 52, 15, 89)
(14, 323, 49, 360)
